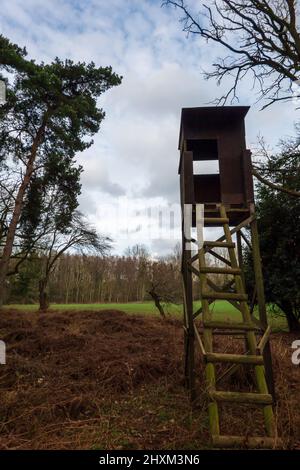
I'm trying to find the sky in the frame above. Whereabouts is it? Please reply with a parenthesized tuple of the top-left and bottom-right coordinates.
(1, 0, 299, 256)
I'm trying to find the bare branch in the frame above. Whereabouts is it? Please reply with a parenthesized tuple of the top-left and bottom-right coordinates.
(252, 166, 300, 197)
(163, 0, 300, 106)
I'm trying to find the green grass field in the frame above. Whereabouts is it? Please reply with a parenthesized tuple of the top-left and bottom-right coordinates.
(4, 300, 288, 331)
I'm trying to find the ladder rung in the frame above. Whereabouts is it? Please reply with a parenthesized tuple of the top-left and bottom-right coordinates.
(202, 291, 248, 301)
(206, 352, 264, 365)
(204, 217, 229, 224)
(203, 321, 258, 331)
(210, 391, 273, 405)
(199, 266, 241, 275)
(200, 330, 247, 336)
(203, 241, 235, 248)
(212, 435, 279, 449)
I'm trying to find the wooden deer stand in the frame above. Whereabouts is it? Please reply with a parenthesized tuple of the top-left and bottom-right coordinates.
(179, 106, 279, 448)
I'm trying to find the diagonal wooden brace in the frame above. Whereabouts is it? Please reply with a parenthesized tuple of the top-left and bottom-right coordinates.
(257, 325, 272, 355)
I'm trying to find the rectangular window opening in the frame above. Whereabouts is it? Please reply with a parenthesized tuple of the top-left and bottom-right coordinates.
(187, 139, 218, 161)
(193, 159, 220, 175)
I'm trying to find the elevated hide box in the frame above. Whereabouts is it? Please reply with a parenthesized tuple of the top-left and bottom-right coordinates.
(178, 106, 254, 226)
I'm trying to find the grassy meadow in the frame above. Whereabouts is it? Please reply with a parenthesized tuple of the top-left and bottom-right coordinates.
(4, 300, 288, 331)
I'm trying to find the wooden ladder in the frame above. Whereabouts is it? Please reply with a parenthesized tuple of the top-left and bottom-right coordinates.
(196, 204, 279, 449)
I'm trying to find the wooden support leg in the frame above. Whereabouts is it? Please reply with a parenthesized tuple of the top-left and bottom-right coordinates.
(198, 245, 220, 437)
(236, 230, 252, 362)
(250, 218, 276, 400)
(236, 231, 246, 290)
(182, 251, 196, 402)
(183, 305, 189, 389)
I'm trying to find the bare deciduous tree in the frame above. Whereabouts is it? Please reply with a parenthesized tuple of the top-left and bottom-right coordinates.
(163, 0, 300, 107)
(147, 260, 182, 318)
(37, 211, 111, 311)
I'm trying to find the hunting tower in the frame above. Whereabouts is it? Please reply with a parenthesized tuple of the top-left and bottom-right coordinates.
(179, 106, 254, 223)
(179, 106, 279, 449)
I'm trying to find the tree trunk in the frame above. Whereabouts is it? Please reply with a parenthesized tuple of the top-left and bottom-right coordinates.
(0, 120, 47, 307)
(39, 278, 49, 312)
(148, 290, 165, 318)
(280, 301, 300, 332)
(286, 312, 300, 332)
(0, 161, 34, 306)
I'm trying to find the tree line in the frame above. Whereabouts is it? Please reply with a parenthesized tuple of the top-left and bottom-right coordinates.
(6, 243, 233, 315)
(7, 250, 181, 307)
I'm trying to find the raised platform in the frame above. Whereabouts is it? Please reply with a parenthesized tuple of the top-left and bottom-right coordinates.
(190, 203, 252, 227)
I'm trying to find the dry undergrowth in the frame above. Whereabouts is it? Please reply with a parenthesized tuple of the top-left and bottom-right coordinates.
(0, 309, 299, 449)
